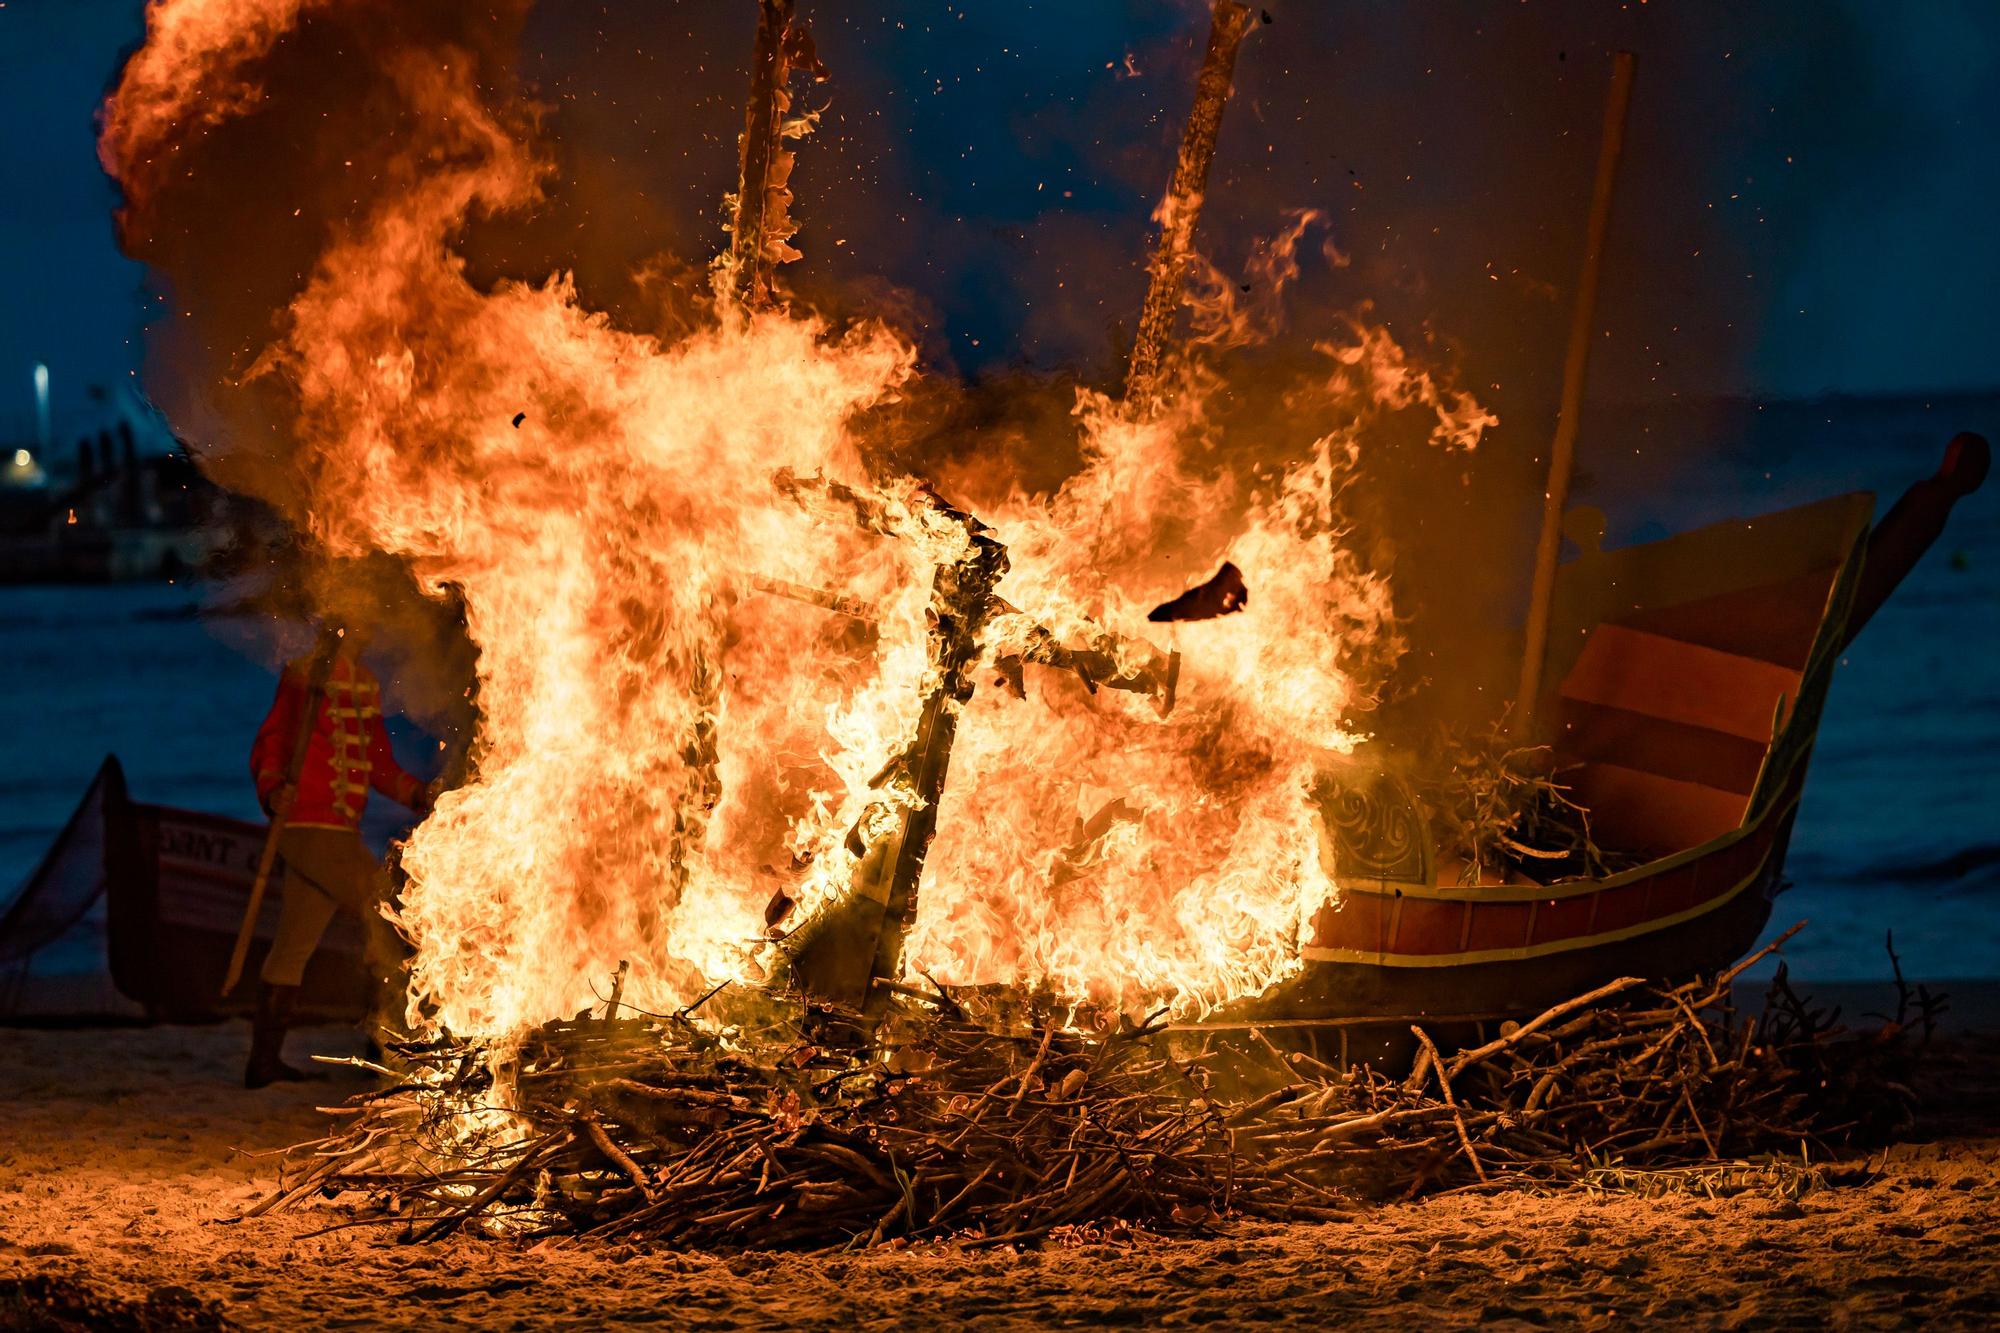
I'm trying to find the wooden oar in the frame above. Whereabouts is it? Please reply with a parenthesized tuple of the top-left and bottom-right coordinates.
(1513, 50, 1638, 734)
(220, 643, 335, 997)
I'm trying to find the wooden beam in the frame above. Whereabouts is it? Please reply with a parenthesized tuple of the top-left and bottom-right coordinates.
(772, 499, 1010, 1027)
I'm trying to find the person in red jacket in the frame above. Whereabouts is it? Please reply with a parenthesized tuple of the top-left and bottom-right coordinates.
(245, 623, 430, 1088)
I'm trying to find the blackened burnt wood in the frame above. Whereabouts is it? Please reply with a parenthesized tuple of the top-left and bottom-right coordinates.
(772, 496, 1008, 1025)
(1148, 560, 1247, 623)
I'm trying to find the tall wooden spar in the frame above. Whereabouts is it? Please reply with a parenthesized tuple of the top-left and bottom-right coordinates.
(1123, 0, 1255, 415)
(673, 0, 821, 903)
(727, 0, 818, 308)
(1513, 51, 1638, 730)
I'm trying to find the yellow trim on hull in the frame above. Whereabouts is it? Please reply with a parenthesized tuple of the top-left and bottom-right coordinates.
(1302, 791, 1801, 968)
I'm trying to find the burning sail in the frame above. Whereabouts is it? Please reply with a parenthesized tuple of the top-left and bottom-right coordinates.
(101, 0, 1490, 1039)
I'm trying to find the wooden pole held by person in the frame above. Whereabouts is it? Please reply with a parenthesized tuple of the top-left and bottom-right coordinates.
(1512, 50, 1637, 734)
(1123, 0, 1254, 416)
(220, 643, 335, 997)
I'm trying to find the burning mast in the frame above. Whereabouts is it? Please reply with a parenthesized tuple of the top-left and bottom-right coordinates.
(722, 0, 822, 309)
(1124, 0, 1255, 416)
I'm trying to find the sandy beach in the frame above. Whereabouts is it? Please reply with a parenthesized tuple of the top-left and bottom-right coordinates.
(2, 1011, 1996, 1330)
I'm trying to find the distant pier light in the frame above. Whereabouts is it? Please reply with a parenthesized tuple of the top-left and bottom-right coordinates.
(4, 443, 46, 489)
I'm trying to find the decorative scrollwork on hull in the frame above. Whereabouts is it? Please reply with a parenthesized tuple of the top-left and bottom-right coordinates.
(1313, 770, 1433, 886)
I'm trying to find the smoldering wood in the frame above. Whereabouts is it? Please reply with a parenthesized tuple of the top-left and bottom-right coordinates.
(988, 604, 1181, 715)
(1123, 0, 1255, 415)
(750, 573, 881, 622)
(768, 467, 903, 536)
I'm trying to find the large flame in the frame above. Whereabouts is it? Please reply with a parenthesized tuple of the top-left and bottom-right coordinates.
(104, 0, 1490, 1037)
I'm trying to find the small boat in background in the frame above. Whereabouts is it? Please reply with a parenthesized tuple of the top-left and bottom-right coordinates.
(0, 756, 370, 1023)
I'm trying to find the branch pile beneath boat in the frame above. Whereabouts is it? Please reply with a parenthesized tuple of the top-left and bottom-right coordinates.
(261, 927, 1940, 1245)
(267, 998, 1248, 1248)
(1226, 924, 1942, 1199)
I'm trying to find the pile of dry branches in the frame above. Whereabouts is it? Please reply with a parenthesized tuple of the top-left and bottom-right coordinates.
(1226, 928, 1941, 1202)
(262, 995, 1241, 1248)
(261, 928, 1938, 1246)
(1407, 722, 1644, 884)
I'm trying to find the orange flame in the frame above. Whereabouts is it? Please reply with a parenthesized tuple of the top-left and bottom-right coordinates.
(100, 0, 329, 197)
(105, 0, 1491, 1037)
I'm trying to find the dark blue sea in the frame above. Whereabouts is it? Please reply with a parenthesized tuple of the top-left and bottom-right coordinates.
(3, 394, 1995, 990)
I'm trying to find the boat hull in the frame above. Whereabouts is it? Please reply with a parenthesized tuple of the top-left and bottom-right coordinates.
(1279, 806, 1793, 1025)
(1217, 484, 1876, 1034)
(109, 789, 376, 1022)
(1, 756, 376, 1023)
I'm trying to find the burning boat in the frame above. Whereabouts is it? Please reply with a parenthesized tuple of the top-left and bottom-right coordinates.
(5, 1, 1986, 1046)
(7, 435, 1982, 1030)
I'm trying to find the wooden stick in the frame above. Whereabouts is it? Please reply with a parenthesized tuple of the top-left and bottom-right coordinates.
(1715, 919, 1807, 990)
(414, 1131, 566, 1242)
(221, 640, 335, 996)
(604, 959, 629, 1022)
(1410, 1025, 1488, 1184)
(1123, 0, 1254, 415)
(1447, 974, 1644, 1078)
(583, 1117, 656, 1203)
(1511, 50, 1637, 732)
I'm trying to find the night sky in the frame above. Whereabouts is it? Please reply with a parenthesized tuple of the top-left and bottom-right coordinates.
(2, 0, 1997, 438)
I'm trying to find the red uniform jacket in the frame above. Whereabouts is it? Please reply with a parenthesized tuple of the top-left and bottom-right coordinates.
(250, 655, 422, 830)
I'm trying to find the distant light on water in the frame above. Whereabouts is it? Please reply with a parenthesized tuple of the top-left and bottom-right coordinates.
(11, 448, 29, 468)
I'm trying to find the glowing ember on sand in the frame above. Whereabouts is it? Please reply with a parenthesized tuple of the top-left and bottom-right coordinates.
(102, 0, 1491, 1040)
